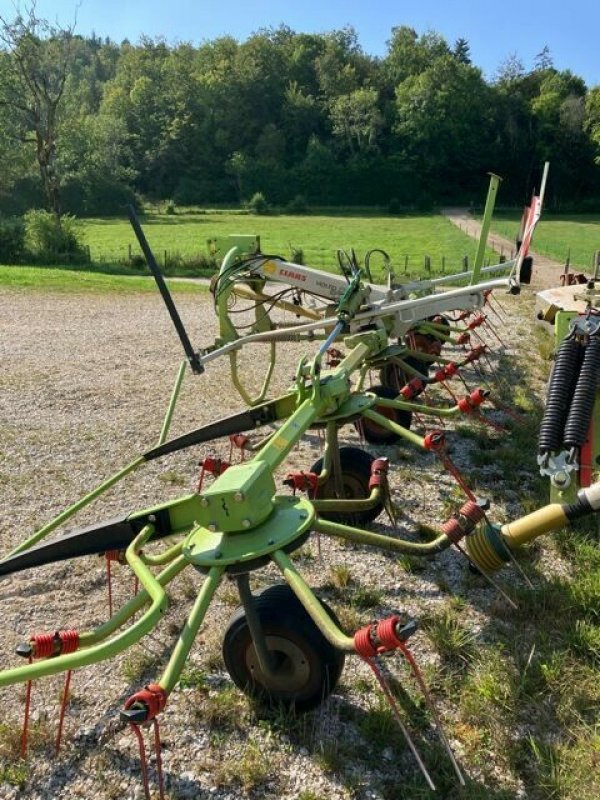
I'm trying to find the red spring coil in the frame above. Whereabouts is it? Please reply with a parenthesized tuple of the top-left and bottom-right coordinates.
(124, 683, 168, 723)
(376, 616, 404, 651)
(459, 500, 485, 526)
(456, 332, 471, 345)
(31, 630, 79, 658)
(368, 457, 389, 489)
(30, 633, 55, 658)
(444, 362, 459, 378)
(59, 630, 80, 655)
(441, 517, 465, 543)
(458, 388, 488, 413)
(283, 471, 318, 493)
(354, 625, 378, 658)
(468, 314, 486, 330)
(464, 345, 486, 364)
(400, 378, 425, 400)
(229, 433, 249, 451)
(423, 430, 445, 451)
(201, 457, 230, 476)
(354, 616, 406, 656)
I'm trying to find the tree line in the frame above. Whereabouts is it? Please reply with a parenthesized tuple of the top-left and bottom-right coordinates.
(1, 6, 600, 217)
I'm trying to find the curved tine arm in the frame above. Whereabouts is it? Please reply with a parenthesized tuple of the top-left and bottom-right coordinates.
(157, 565, 224, 695)
(272, 550, 355, 651)
(314, 518, 451, 556)
(0, 526, 180, 688)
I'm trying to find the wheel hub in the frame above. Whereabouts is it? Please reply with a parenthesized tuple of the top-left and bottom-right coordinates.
(246, 635, 310, 692)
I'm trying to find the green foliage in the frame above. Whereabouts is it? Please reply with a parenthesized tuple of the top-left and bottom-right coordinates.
(1, 18, 599, 215)
(246, 191, 270, 215)
(24, 210, 86, 262)
(286, 194, 309, 214)
(0, 216, 25, 262)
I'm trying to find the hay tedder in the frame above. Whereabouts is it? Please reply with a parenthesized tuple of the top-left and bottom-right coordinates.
(4, 165, 590, 797)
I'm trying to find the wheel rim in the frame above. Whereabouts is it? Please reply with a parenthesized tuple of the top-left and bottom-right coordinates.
(361, 403, 397, 439)
(245, 635, 311, 692)
(322, 472, 366, 501)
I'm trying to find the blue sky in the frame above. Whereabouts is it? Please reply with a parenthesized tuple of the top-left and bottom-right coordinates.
(12, 0, 600, 86)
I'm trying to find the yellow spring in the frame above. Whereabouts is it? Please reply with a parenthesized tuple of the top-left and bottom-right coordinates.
(465, 526, 507, 572)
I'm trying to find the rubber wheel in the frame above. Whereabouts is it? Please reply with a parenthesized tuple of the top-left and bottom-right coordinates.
(222, 584, 345, 712)
(310, 446, 383, 524)
(356, 384, 412, 445)
(380, 355, 430, 391)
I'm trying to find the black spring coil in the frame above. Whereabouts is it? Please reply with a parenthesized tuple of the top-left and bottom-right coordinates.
(563, 335, 600, 448)
(538, 336, 582, 455)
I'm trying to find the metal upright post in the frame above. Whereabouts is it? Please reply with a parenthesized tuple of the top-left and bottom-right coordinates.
(471, 173, 501, 285)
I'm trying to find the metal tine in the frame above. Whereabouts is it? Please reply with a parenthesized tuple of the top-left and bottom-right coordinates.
(368, 659, 437, 791)
(482, 315, 508, 348)
(394, 644, 466, 786)
(498, 536, 535, 589)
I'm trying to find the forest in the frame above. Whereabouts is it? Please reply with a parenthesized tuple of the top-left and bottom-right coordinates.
(1, 10, 600, 217)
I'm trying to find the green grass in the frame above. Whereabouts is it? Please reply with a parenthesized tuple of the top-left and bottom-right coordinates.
(0, 264, 206, 293)
(489, 212, 600, 270)
(81, 210, 494, 278)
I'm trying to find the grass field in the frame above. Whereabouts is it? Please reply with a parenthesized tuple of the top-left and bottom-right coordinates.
(491, 212, 600, 270)
(0, 265, 206, 293)
(81, 210, 495, 279)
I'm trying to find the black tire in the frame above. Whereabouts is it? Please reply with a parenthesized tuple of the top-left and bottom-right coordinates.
(310, 446, 383, 524)
(356, 385, 412, 445)
(222, 584, 345, 712)
(380, 355, 430, 391)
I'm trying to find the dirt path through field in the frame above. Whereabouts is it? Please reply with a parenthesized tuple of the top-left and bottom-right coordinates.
(442, 207, 566, 289)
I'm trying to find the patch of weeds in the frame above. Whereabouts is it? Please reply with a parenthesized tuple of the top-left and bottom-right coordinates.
(332, 603, 363, 634)
(219, 583, 240, 607)
(298, 791, 328, 800)
(423, 607, 476, 665)
(350, 585, 383, 610)
(460, 646, 516, 720)
(180, 572, 199, 600)
(197, 685, 248, 731)
(0, 722, 23, 759)
(329, 564, 352, 588)
(533, 326, 555, 362)
(295, 544, 315, 561)
(471, 449, 495, 467)
(352, 676, 373, 695)
(396, 553, 427, 573)
(122, 646, 159, 683)
(314, 737, 353, 775)
(538, 651, 600, 727)
(158, 469, 188, 486)
(178, 666, 207, 690)
(0, 762, 28, 789)
(568, 619, 600, 665)
(520, 729, 600, 800)
(214, 739, 272, 790)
